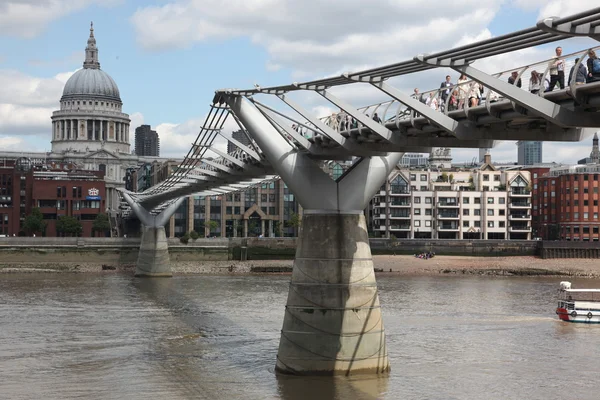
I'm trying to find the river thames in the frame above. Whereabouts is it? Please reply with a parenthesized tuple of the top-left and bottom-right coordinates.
(2, 273, 600, 399)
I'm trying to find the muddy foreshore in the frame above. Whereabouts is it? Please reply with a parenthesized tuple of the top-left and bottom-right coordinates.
(1, 255, 599, 277)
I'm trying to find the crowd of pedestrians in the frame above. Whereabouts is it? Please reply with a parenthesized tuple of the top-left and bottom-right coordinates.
(321, 46, 600, 133)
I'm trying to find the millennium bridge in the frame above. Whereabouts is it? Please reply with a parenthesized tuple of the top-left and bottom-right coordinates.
(120, 8, 600, 375)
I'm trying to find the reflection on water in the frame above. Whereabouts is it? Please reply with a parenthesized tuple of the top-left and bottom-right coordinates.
(1, 273, 600, 399)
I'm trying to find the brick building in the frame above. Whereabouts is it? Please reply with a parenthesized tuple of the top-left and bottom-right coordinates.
(0, 158, 106, 237)
(533, 165, 600, 241)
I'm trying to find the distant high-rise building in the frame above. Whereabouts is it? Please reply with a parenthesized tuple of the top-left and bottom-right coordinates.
(227, 130, 252, 154)
(135, 125, 160, 156)
(517, 141, 542, 165)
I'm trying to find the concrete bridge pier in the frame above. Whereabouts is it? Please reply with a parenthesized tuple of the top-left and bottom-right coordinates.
(121, 193, 185, 277)
(226, 94, 402, 375)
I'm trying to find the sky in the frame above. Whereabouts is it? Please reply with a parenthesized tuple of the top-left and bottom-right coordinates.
(0, 0, 599, 164)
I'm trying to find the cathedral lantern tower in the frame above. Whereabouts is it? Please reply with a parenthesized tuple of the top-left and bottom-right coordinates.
(51, 22, 131, 155)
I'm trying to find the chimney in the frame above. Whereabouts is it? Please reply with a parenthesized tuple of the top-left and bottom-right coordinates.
(484, 151, 492, 166)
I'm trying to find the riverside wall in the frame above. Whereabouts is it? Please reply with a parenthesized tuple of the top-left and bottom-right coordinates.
(0, 237, 599, 262)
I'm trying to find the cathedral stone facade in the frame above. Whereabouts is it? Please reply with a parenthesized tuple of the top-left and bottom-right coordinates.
(0, 23, 177, 218)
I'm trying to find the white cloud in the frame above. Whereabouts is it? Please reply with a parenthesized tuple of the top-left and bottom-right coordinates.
(0, 69, 76, 107)
(0, 1, 123, 38)
(0, 136, 47, 152)
(131, 0, 504, 76)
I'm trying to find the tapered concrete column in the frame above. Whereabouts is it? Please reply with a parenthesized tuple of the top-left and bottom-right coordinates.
(226, 94, 401, 375)
(120, 193, 185, 277)
(276, 211, 388, 375)
(137, 225, 171, 277)
(244, 219, 248, 237)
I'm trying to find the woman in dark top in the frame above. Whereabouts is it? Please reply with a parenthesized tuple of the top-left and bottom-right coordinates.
(587, 49, 600, 82)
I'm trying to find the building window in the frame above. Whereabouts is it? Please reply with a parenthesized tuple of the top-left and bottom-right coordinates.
(499, 209, 505, 216)
(474, 221, 481, 227)
(414, 197, 421, 204)
(499, 221, 505, 227)
(488, 221, 494, 228)
(584, 212, 589, 219)
(494, 175, 500, 181)
(420, 186, 427, 191)
(551, 191, 555, 197)
(463, 209, 470, 216)
(425, 197, 432, 204)
(585, 200, 589, 206)
(533, 173, 538, 178)
(474, 198, 481, 204)
(483, 174, 489, 181)
(414, 220, 421, 227)
(269, 194, 275, 202)
(463, 221, 469, 227)
(487, 198, 494, 204)
(463, 197, 470, 204)
(261, 194, 267, 202)
(425, 209, 432, 216)
(474, 209, 481, 216)
(414, 209, 421, 215)
(499, 197, 505, 204)
(420, 174, 427, 181)
(410, 174, 416, 181)
(487, 209, 494, 216)
(425, 220, 431, 227)
(574, 213, 579, 219)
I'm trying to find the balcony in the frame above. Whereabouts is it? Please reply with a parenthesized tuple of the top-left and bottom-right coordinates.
(510, 226, 531, 232)
(389, 224, 411, 231)
(438, 212, 459, 220)
(508, 201, 530, 209)
(509, 214, 531, 221)
(390, 189, 411, 196)
(437, 201, 459, 208)
(389, 199, 411, 207)
(438, 223, 460, 231)
(510, 188, 531, 197)
(389, 213, 411, 220)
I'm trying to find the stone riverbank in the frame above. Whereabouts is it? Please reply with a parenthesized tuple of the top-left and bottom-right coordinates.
(1, 255, 599, 277)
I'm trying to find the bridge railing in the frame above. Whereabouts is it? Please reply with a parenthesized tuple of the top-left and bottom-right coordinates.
(303, 45, 600, 139)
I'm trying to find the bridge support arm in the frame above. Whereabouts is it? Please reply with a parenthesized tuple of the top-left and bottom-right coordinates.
(121, 192, 186, 277)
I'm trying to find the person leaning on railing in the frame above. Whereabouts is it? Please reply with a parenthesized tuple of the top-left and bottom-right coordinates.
(587, 49, 600, 83)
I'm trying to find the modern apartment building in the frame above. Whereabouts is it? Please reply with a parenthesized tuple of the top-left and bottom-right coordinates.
(369, 155, 532, 240)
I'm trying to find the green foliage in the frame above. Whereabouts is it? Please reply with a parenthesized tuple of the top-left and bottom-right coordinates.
(206, 220, 219, 236)
(180, 232, 190, 244)
(449, 173, 454, 183)
(23, 207, 46, 235)
(189, 230, 199, 240)
(56, 215, 83, 237)
(92, 213, 110, 235)
(287, 212, 301, 228)
(440, 172, 449, 182)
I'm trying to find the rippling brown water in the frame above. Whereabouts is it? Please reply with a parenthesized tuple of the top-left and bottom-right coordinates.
(1, 273, 600, 399)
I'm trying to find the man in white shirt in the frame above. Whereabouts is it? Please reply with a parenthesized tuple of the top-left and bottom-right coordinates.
(547, 46, 565, 92)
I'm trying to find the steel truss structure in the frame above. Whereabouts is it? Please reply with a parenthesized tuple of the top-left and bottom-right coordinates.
(123, 8, 600, 214)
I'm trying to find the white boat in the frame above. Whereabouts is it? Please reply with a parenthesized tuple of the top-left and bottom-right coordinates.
(556, 281, 600, 323)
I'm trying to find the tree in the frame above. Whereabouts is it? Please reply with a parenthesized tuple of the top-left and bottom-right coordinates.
(56, 215, 83, 237)
(92, 213, 111, 237)
(440, 172, 449, 182)
(287, 213, 301, 228)
(23, 207, 45, 236)
(449, 173, 454, 183)
(180, 232, 190, 244)
(206, 220, 219, 237)
(189, 230, 199, 240)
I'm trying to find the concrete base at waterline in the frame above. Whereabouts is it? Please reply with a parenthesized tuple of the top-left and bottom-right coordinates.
(275, 213, 390, 375)
(135, 226, 172, 277)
